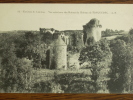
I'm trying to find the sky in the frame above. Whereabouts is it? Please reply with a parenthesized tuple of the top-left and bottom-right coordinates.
(0, 4, 133, 31)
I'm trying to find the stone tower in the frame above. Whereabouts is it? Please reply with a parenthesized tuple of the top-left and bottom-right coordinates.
(53, 32, 69, 45)
(53, 35, 67, 70)
(83, 18, 102, 46)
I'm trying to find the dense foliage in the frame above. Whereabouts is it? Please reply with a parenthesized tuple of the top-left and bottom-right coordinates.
(108, 30, 133, 93)
(0, 31, 47, 92)
(0, 41, 33, 92)
(0, 29, 133, 93)
(79, 39, 112, 93)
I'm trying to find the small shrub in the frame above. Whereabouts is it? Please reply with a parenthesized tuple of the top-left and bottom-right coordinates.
(33, 81, 64, 93)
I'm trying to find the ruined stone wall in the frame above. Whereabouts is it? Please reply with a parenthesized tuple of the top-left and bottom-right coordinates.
(67, 52, 80, 70)
(90, 25, 101, 41)
(63, 30, 83, 47)
(53, 32, 69, 45)
(73, 32, 84, 49)
(83, 18, 102, 46)
(40, 28, 55, 34)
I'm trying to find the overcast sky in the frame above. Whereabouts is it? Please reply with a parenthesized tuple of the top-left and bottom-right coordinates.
(0, 4, 133, 31)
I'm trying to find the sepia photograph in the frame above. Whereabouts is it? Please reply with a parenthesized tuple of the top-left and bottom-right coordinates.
(0, 4, 133, 93)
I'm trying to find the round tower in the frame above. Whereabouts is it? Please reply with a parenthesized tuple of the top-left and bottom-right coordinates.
(54, 36, 67, 70)
(83, 18, 102, 46)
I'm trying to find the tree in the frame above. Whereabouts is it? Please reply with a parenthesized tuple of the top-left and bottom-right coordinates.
(129, 29, 133, 35)
(108, 39, 127, 93)
(123, 43, 133, 93)
(41, 32, 53, 45)
(108, 32, 133, 93)
(79, 39, 112, 93)
(15, 32, 47, 69)
(122, 34, 133, 93)
(0, 43, 33, 92)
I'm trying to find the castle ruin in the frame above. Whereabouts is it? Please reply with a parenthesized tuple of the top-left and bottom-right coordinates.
(83, 18, 102, 46)
(40, 28, 56, 34)
(41, 18, 102, 70)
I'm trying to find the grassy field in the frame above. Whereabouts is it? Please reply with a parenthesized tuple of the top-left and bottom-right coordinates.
(31, 69, 93, 93)
(102, 34, 123, 40)
(102, 31, 128, 40)
(32, 69, 92, 83)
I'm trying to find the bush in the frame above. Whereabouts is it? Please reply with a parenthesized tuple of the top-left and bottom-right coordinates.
(54, 72, 94, 93)
(33, 81, 63, 93)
